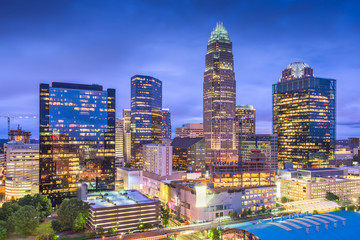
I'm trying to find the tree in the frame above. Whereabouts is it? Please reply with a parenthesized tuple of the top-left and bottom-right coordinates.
(97, 227, 105, 235)
(35, 235, 47, 240)
(143, 223, 153, 230)
(281, 197, 288, 203)
(33, 194, 52, 222)
(0, 226, 6, 240)
(242, 209, 247, 217)
(88, 231, 97, 238)
(229, 211, 233, 219)
(107, 227, 115, 235)
(73, 213, 87, 232)
(0, 201, 19, 221)
(11, 205, 39, 236)
(326, 192, 339, 201)
(348, 205, 356, 211)
(55, 198, 89, 232)
(261, 205, 266, 214)
(18, 195, 35, 207)
(312, 210, 319, 215)
(208, 227, 220, 240)
(247, 208, 252, 216)
(233, 210, 238, 219)
(161, 203, 170, 226)
(51, 220, 62, 233)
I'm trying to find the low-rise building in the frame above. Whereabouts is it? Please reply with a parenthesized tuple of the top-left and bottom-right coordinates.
(277, 168, 360, 201)
(86, 190, 161, 233)
(116, 167, 143, 190)
(175, 123, 203, 138)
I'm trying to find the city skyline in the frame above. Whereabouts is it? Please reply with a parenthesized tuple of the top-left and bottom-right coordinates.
(1, 0, 360, 139)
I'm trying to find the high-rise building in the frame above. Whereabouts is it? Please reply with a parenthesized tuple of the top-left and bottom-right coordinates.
(4, 141, 39, 201)
(131, 75, 162, 168)
(143, 143, 172, 177)
(203, 22, 236, 164)
(235, 105, 256, 142)
(349, 137, 360, 152)
(175, 123, 204, 138)
(115, 118, 124, 159)
(10, 128, 31, 144)
(40, 82, 115, 205)
(122, 109, 132, 164)
(171, 137, 205, 172)
(273, 62, 336, 169)
(161, 108, 171, 140)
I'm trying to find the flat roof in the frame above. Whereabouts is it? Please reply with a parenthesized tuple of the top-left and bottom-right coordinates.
(86, 190, 159, 209)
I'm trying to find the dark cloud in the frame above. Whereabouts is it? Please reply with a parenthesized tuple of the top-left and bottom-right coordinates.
(0, 0, 359, 139)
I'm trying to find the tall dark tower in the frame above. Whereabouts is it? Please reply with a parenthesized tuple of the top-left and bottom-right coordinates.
(273, 62, 336, 169)
(203, 22, 236, 164)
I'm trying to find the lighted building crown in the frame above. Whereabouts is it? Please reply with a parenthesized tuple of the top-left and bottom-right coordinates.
(208, 21, 231, 44)
(280, 62, 313, 82)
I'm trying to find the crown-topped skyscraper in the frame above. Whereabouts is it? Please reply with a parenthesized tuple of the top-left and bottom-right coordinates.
(203, 22, 237, 164)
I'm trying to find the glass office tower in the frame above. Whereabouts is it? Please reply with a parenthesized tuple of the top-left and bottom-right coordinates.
(161, 108, 171, 140)
(130, 75, 162, 167)
(40, 82, 115, 205)
(203, 22, 236, 165)
(273, 62, 336, 169)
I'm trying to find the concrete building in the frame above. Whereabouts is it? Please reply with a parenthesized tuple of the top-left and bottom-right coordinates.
(277, 168, 360, 201)
(122, 109, 132, 164)
(143, 143, 172, 177)
(85, 190, 161, 233)
(175, 123, 204, 138)
(116, 167, 143, 190)
(115, 118, 124, 159)
(4, 141, 39, 201)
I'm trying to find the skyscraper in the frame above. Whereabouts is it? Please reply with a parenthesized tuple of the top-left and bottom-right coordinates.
(115, 118, 124, 159)
(122, 109, 132, 164)
(40, 82, 115, 205)
(235, 105, 256, 140)
(203, 22, 236, 164)
(131, 75, 162, 167)
(273, 62, 336, 169)
(161, 108, 171, 140)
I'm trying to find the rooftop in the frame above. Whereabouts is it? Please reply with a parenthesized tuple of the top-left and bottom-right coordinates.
(86, 190, 159, 209)
(52, 82, 103, 91)
(226, 211, 359, 240)
(208, 21, 231, 44)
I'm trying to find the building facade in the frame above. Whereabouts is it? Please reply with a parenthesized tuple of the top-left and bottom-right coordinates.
(203, 22, 236, 164)
(175, 123, 204, 138)
(235, 105, 256, 141)
(4, 141, 39, 201)
(162, 108, 171, 140)
(273, 62, 336, 169)
(39, 82, 115, 205)
(122, 109, 132, 164)
(171, 137, 205, 172)
(143, 143, 172, 177)
(131, 75, 162, 168)
(115, 118, 124, 159)
(10, 128, 31, 144)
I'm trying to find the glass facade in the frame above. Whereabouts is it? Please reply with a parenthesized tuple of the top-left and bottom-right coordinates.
(273, 70, 336, 169)
(40, 82, 115, 205)
(204, 22, 236, 164)
(161, 108, 171, 140)
(130, 75, 162, 168)
(235, 105, 256, 145)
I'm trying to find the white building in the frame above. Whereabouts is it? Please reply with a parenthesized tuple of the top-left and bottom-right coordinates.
(115, 118, 124, 159)
(4, 141, 39, 201)
(116, 167, 143, 190)
(143, 143, 172, 177)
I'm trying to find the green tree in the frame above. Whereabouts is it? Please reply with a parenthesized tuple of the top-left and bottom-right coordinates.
(51, 220, 62, 233)
(208, 227, 220, 240)
(35, 235, 47, 240)
(0, 226, 6, 240)
(233, 210, 238, 219)
(107, 227, 115, 235)
(73, 213, 87, 232)
(143, 223, 153, 230)
(161, 203, 170, 226)
(326, 192, 339, 201)
(0, 201, 19, 221)
(229, 211, 233, 219)
(88, 231, 97, 238)
(11, 205, 39, 236)
(97, 227, 105, 235)
(242, 209, 247, 217)
(348, 205, 356, 211)
(261, 205, 266, 213)
(55, 198, 89, 232)
(280, 197, 288, 203)
(18, 195, 34, 207)
(33, 194, 52, 222)
(247, 208, 252, 216)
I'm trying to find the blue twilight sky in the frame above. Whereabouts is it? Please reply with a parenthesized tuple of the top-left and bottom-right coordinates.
(0, 0, 360, 139)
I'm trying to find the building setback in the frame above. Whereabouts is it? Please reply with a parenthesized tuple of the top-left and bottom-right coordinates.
(39, 82, 115, 205)
(273, 62, 336, 169)
(203, 22, 236, 164)
(171, 137, 205, 172)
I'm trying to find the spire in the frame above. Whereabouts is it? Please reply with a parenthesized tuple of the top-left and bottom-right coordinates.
(208, 21, 231, 44)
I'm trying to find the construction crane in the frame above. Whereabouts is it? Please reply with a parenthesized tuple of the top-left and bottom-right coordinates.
(0, 114, 38, 140)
